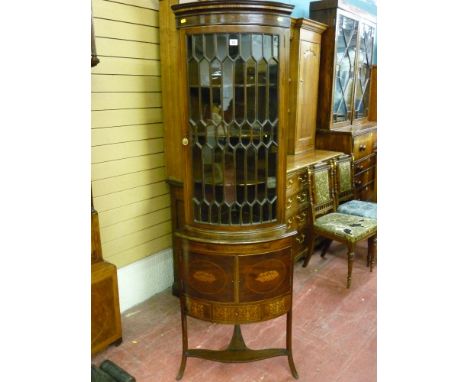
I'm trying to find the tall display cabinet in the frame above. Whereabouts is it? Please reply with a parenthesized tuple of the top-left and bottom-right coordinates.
(309, 0, 377, 201)
(166, 1, 299, 379)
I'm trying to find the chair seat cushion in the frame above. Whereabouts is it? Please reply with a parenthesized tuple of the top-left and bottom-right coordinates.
(314, 213, 377, 243)
(337, 200, 377, 220)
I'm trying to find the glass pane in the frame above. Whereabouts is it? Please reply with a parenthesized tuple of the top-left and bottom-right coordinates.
(229, 33, 240, 59)
(216, 34, 228, 60)
(210, 59, 221, 86)
(252, 34, 263, 61)
(333, 15, 358, 123)
(187, 33, 279, 225)
(189, 87, 200, 122)
(354, 24, 375, 119)
(188, 60, 199, 87)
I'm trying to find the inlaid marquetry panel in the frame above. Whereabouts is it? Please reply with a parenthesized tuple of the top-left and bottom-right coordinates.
(184, 252, 235, 302)
(184, 294, 291, 324)
(239, 249, 291, 302)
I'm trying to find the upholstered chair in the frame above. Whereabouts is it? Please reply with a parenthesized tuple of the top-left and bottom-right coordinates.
(334, 154, 377, 220)
(303, 161, 377, 288)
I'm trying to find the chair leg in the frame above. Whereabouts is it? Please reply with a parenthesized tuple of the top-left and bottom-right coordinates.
(320, 238, 333, 258)
(347, 245, 355, 289)
(369, 236, 377, 272)
(302, 232, 315, 268)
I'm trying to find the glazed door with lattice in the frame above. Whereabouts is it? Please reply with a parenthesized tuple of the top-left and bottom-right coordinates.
(333, 14, 358, 125)
(187, 33, 281, 226)
(354, 22, 375, 121)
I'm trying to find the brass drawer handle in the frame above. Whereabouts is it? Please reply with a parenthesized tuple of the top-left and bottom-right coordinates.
(286, 198, 293, 209)
(357, 164, 365, 171)
(355, 180, 362, 186)
(296, 211, 307, 223)
(295, 233, 305, 244)
(359, 144, 367, 151)
(287, 178, 294, 188)
(296, 192, 307, 203)
(287, 217, 294, 229)
(298, 174, 308, 184)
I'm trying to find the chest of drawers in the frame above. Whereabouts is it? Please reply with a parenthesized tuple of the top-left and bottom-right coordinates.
(316, 124, 377, 201)
(286, 149, 342, 260)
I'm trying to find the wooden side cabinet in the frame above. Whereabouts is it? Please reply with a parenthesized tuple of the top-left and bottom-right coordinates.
(287, 18, 326, 155)
(91, 208, 122, 355)
(316, 127, 376, 201)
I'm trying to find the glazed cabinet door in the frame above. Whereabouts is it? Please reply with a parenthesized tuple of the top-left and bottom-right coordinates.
(353, 22, 375, 121)
(333, 13, 358, 125)
(186, 32, 282, 226)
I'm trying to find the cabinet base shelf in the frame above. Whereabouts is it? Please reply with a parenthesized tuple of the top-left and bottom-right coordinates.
(177, 323, 298, 380)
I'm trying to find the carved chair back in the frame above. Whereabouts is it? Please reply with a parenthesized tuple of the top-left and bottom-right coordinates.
(333, 154, 355, 205)
(307, 161, 336, 221)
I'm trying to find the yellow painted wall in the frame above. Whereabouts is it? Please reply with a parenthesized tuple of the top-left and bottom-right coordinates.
(92, 0, 171, 268)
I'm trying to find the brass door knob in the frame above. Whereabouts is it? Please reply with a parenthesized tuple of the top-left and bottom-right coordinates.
(182, 137, 189, 146)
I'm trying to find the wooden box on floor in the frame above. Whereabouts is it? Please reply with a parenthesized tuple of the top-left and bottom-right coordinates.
(91, 208, 122, 355)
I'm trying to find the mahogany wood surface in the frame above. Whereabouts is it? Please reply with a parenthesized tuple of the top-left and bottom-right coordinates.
(166, 2, 298, 378)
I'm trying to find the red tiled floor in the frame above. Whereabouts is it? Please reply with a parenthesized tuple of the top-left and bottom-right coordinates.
(92, 241, 376, 381)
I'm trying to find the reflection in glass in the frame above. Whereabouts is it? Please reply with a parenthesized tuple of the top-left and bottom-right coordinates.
(188, 33, 280, 225)
(354, 24, 375, 119)
(333, 15, 358, 123)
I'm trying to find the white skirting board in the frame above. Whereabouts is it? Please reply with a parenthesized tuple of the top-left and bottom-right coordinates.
(116, 248, 174, 313)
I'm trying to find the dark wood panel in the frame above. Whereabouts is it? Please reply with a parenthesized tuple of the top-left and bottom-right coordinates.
(238, 249, 292, 302)
(183, 252, 235, 303)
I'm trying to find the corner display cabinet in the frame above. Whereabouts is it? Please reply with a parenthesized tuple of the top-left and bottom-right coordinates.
(170, 1, 298, 379)
(309, 0, 377, 201)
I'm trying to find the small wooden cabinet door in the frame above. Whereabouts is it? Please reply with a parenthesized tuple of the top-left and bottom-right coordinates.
(288, 19, 325, 155)
(295, 40, 320, 153)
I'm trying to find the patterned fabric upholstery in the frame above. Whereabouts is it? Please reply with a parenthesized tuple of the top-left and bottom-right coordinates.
(338, 160, 352, 193)
(314, 212, 377, 243)
(337, 200, 377, 220)
(314, 169, 331, 204)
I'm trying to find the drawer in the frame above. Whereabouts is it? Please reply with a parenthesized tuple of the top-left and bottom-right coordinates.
(293, 228, 309, 260)
(285, 190, 309, 217)
(286, 169, 308, 197)
(354, 167, 375, 189)
(354, 152, 376, 174)
(352, 131, 376, 160)
(356, 180, 376, 201)
(286, 207, 310, 231)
